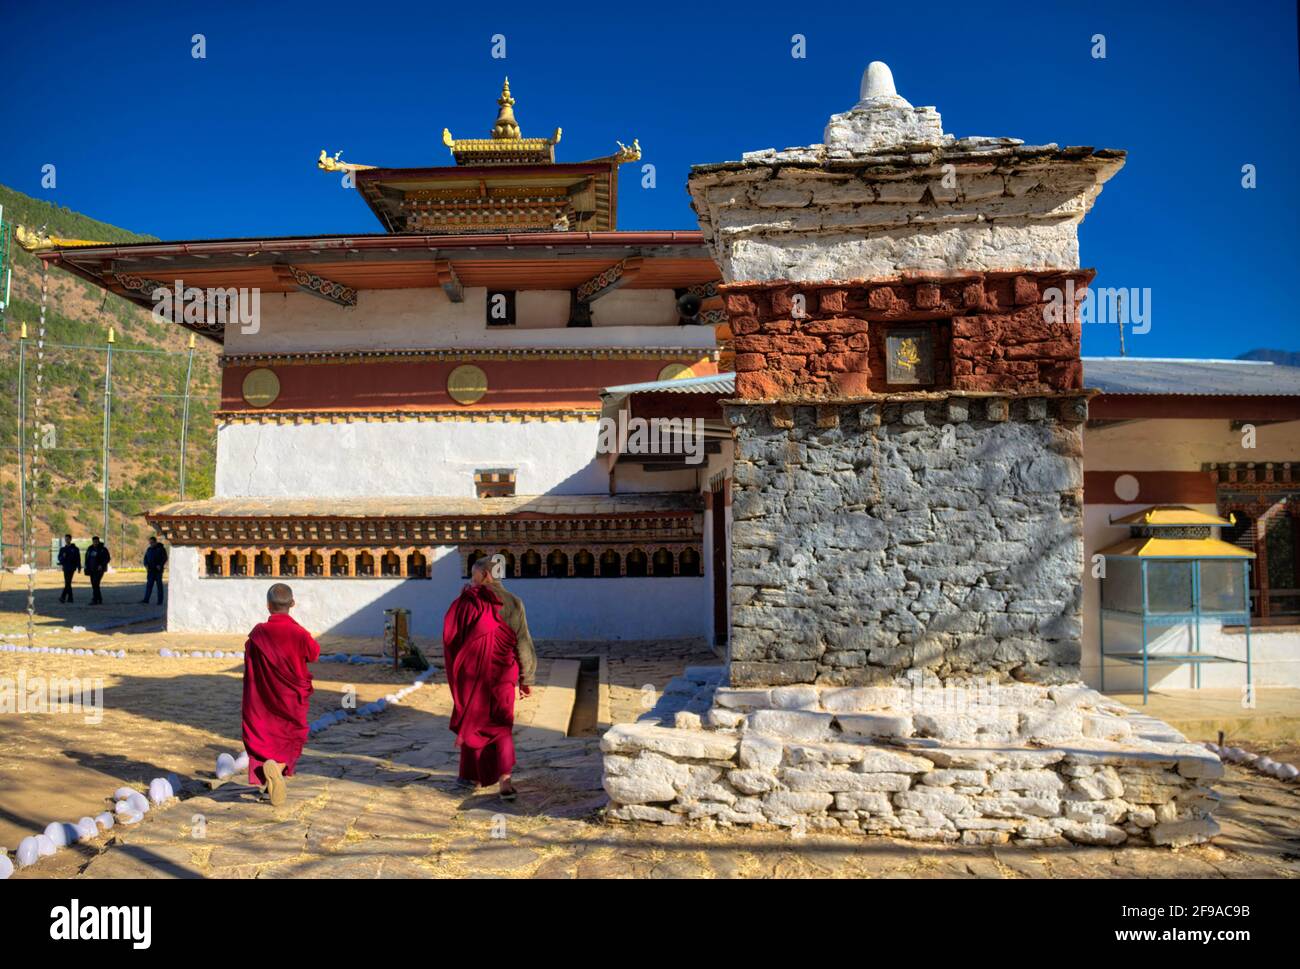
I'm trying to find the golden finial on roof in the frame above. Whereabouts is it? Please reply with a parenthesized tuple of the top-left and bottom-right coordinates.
(442, 79, 560, 165)
(614, 139, 642, 163)
(15, 224, 106, 251)
(492, 77, 521, 140)
(317, 149, 376, 174)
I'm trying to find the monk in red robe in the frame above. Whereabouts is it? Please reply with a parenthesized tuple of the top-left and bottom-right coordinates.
(242, 582, 321, 806)
(443, 557, 532, 799)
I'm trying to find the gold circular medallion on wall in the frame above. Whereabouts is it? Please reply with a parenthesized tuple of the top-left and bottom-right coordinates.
(241, 368, 281, 407)
(447, 364, 488, 405)
(658, 363, 693, 381)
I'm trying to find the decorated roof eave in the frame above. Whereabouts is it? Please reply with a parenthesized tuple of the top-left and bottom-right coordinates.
(1108, 505, 1236, 528)
(354, 160, 622, 233)
(34, 229, 708, 268)
(1096, 536, 1255, 559)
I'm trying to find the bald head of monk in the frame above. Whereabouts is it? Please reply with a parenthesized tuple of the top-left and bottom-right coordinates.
(267, 582, 295, 613)
(471, 554, 509, 585)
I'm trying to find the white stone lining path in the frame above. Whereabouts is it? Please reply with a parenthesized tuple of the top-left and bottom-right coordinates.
(0, 657, 439, 878)
(1207, 743, 1300, 783)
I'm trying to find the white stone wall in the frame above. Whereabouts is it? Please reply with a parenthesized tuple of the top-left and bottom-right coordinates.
(224, 287, 713, 355)
(216, 419, 619, 498)
(688, 155, 1122, 284)
(166, 546, 711, 640)
(603, 671, 1222, 847)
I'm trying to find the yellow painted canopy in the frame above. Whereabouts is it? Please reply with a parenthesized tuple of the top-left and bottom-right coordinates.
(1097, 536, 1254, 559)
(1108, 505, 1235, 528)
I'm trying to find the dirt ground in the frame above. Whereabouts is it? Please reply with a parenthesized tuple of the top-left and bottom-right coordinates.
(3, 570, 1298, 879)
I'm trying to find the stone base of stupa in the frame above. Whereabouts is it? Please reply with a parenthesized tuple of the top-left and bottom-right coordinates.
(601, 668, 1222, 847)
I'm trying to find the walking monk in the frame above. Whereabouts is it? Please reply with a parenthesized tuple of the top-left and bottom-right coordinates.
(443, 556, 534, 800)
(242, 583, 321, 806)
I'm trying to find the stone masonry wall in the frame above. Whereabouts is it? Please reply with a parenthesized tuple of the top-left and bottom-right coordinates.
(723, 271, 1091, 402)
(603, 667, 1223, 848)
(727, 396, 1088, 688)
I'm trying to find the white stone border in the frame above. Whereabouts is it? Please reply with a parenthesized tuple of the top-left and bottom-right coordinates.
(2, 644, 127, 659)
(0, 661, 440, 877)
(1205, 742, 1300, 782)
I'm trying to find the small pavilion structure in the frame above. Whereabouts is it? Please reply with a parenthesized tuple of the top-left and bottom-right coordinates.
(1097, 505, 1255, 701)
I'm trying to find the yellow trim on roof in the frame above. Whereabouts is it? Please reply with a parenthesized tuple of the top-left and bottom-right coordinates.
(1097, 536, 1254, 559)
(1109, 504, 1235, 527)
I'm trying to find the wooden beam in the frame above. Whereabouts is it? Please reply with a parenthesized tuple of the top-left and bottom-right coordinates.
(273, 264, 358, 307)
(434, 260, 463, 302)
(576, 257, 642, 304)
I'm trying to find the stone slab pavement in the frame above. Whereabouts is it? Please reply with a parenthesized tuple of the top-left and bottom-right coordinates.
(15, 639, 1300, 879)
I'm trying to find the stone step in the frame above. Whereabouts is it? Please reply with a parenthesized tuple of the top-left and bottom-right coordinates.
(517, 659, 581, 746)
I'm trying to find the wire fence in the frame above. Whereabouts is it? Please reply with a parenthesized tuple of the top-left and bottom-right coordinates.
(2, 333, 220, 570)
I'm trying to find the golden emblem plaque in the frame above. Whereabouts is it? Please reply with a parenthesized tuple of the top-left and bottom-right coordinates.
(241, 368, 281, 407)
(447, 364, 488, 405)
(658, 363, 692, 381)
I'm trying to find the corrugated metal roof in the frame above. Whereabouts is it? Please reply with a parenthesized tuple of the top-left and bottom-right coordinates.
(601, 372, 736, 398)
(601, 361, 1300, 401)
(1083, 358, 1300, 396)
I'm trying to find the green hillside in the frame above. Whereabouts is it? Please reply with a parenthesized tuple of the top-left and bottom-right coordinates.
(0, 184, 220, 567)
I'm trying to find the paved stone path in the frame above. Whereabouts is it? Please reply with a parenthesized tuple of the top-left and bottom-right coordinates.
(14, 638, 1300, 879)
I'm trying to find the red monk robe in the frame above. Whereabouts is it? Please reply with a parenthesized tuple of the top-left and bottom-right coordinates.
(242, 612, 321, 786)
(442, 583, 519, 786)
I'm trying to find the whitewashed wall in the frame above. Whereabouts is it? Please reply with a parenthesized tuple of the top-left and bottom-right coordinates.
(217, 420, 614, 498)
(224, 287, 714, 355)
(1083, 418, 1300, 471)
(167, 546, 711, 641)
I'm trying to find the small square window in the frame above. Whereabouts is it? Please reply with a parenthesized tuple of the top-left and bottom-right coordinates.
(475, 468, 517, 498)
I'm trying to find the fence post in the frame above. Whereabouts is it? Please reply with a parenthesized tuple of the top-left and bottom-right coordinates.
(179, 332, 195, 499)
(101, 328, 114, 539)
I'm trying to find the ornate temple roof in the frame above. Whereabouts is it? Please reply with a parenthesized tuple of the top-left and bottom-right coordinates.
(319, 79, 641, 234)
(441, 78, 562, 166)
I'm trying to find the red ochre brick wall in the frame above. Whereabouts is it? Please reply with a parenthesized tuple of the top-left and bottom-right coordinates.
(722, 269, 1095, 401)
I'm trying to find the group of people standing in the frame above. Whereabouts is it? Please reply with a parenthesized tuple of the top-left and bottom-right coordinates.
(56, 534, 168, 606)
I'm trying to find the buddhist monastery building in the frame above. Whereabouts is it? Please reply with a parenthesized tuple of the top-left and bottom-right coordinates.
(26, 81, 729, 642)
(21, 75, 1300, 700)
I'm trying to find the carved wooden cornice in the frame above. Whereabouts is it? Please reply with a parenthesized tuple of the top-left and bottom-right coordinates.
(155, 510, 701, 547)
(219, 347, 714, 367)
(213, 408, 602, 425)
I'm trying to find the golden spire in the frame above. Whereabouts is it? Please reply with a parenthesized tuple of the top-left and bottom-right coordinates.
(442, 79, 561, 165)
(491, 77, 521, 140)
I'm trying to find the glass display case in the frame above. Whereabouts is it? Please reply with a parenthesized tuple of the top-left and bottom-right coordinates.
(1097, 506, 1254, 703)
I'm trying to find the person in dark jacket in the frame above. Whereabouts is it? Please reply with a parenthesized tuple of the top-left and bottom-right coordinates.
(141, 536, 167, 605)
(57, 535, 81, 603)
(84, 536, 111, 605)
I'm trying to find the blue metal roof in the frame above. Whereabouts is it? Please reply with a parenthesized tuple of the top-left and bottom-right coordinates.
(601, 360, 1300, 401)
(601, 372, 736, 397)
(1083, 358, 1300, 396)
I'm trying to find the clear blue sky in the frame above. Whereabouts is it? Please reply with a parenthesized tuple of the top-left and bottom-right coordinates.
(2, 0, 1296, 359)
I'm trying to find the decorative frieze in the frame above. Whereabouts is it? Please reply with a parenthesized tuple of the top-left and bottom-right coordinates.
(721, 270, 1092, 401)
(218, 348, 718, 367)
(215, 408, 602, 425)
(152, 509, 701, 549)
